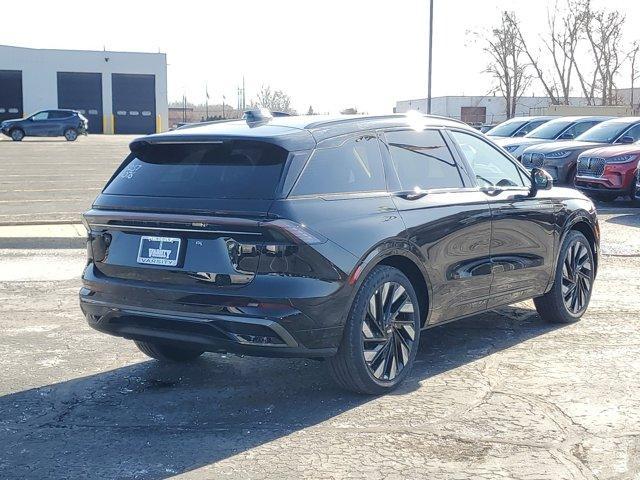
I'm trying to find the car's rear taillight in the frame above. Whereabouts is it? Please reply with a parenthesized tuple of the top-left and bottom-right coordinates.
(265, 219, 327, 245)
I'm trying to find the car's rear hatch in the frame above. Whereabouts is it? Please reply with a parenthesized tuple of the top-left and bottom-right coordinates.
(86, 139, 307, 288)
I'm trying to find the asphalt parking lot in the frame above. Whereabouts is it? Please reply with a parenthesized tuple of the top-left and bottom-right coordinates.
(0, 135, 135, 225)
(1, 135, 639, 479)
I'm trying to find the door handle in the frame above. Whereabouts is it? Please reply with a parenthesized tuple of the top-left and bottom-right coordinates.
(394, 189, 428, 200)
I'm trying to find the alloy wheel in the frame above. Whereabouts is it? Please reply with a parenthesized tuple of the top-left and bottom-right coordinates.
(561, 241, 593, 314)
(362, 281, 416, 381)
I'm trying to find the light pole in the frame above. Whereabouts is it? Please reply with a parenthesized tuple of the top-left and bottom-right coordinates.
(427, 0, 434, 114)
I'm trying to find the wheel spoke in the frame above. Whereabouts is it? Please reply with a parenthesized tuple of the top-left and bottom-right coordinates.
(362, 281, 417, 381)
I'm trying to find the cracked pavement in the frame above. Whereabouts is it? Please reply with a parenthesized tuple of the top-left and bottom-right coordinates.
(1, 212, 639, 479)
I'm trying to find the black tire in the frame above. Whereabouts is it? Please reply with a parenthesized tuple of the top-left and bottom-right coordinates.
(566, 166, 577, 187)
(632, 170, 640, 206)
(134, 340, 204, 362)
(534, 231, 594, 324)
(10, 129, 24, 141)
(328, 265, 421, 395)
(64, 128, 78, 141)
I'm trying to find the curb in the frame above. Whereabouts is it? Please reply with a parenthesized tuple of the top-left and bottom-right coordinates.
(0, 237, 86, 249)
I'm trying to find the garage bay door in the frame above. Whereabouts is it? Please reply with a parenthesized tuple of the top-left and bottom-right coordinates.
(57, 72, 103, 134)
(0, 70, 23, 122)
(112, 73, 156, 134)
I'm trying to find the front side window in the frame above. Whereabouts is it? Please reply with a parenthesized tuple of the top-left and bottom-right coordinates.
(291, 134, 385, 196)
(620, 124, 640, 142)
(450, 130, 526, 188)
(385, 129, 463, 191)
(516, 120, 547, 136)
(577, 121, 635, 143)
(571, 121, 599, 137)
(31, 111, 49, 121)
(486, 119, 528, 137)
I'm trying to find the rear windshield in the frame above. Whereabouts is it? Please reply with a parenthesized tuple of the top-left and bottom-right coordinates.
(104, 141, 288, 199)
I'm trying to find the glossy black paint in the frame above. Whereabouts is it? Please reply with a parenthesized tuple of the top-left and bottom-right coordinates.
(80, 114, 600, 358)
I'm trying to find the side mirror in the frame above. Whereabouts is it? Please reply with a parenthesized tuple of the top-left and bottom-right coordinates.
(530, 167, 553, 196)
(618, 136, 634, 144)
(558, 132, 574, 140)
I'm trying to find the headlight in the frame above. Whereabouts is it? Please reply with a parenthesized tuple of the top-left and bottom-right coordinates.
(607, 154, 637, 163)
(545, 150, 572, 159)
(503, 145, 520, 153)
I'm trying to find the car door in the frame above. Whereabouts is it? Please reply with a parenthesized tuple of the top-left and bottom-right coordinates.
(449, 129, 557, 308)
(47, 110, 69, 135)
(382, 128, 493, 324)
(26, 111, 51, 136)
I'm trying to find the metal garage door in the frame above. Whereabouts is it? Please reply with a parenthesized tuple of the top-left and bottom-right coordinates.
(112, 73, 156, 134)
(0, 70, 23, 123)
(57, 72, 103, 134)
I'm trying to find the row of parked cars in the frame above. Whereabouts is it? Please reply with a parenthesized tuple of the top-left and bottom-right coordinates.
(485, 115, 640, 202)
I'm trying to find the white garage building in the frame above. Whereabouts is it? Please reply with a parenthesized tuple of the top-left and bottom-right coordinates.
(0, 44, 168, 134)
(395, 95, 589, 125)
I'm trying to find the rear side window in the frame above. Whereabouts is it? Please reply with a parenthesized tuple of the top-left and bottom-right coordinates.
(291, 134, 385, 196)
(385, 129, 463, 190)
(104, 141, 288, 199)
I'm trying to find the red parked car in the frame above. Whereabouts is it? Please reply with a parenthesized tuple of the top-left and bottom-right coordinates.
(575, 144, 640, 202)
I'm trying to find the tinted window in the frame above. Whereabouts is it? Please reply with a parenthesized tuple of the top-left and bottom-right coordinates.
(486, 119, 528, 137)
(451, 130, 526, 188)
(577, 121, 637, 143)
(516, 120, 547, 136)
(291, 134, 385, 196)
(526, 120, 574, 139)
(386, 129, 463, 190)
(572, 121, 599, 137)
(49, 111, 71, 119)
(104, 141, 288, 199)
(621, 124, 640, 142)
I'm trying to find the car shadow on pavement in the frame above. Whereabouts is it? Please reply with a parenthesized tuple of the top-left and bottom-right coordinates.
(604, 213, 640, 227)
(0, 305, 563, 479)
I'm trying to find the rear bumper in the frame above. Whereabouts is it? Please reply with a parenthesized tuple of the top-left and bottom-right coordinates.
(80, 264, 348, 358)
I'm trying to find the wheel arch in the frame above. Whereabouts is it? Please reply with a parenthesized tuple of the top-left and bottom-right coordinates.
(350, 242, 432, 328)
(558, 212, 599, 279)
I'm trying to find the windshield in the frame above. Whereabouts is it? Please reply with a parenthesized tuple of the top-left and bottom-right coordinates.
(104, 141, 289, 199)
(486, 119, 528, 137)
(526, 120, 573, 139)
(576, 122, 630, 143)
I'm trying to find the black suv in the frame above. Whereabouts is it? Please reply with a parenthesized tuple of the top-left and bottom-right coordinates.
(1, 109, 88, 141)
(80, 112, 599, 394)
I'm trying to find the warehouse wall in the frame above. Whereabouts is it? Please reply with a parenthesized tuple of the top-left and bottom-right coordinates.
(0, 45, 168, 133)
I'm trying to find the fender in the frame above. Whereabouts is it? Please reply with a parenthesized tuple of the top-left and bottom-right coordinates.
(346, 237, 434, 327)
(544, 208, 599, 294)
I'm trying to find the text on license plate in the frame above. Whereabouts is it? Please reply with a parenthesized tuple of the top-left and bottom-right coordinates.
(137, 236, 181, 266)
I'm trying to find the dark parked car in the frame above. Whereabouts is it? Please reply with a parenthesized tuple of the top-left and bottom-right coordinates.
(80, 112, 599, 394)
(485, 116, 554, 139)
(521, 117, 640, 185)
(0, 109, 88, 141)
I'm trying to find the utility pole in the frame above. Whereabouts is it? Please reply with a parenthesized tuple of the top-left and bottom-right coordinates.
(242, 76, 246, 110)
(205, 84, 209, 120)
(427, 0, 434, 114)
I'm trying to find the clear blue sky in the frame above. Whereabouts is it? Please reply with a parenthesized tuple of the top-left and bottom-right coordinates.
(3, 0, 639, 113)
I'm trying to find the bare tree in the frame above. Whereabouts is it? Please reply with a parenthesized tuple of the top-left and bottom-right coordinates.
(628, 42, 640, 112)
(572, 0, 626, 105)
(484, 12, 532, 119)
(251, 85, 296, 113)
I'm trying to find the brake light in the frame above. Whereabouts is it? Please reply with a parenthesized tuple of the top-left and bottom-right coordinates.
(266, 219, 327, 245)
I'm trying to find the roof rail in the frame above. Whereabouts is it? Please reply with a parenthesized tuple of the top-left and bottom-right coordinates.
(304, 113, 467, 129)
